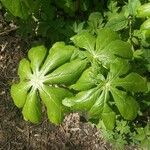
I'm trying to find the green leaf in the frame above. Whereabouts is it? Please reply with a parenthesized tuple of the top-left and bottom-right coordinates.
(70, 67, 96, 91)
(1, 0, 29, 19)
(96, 28, 119, 51)
(39, 85, 73, 124)
(71, 31, 96, 53)
(71, 28, 133, 69)
(105, 40, 133, 59)
(88, 12, 103, 33)
(62, 87, 100, 111)
(44, 59, 87, 85)
(141, 18, 150, 30)
(18, 58, 32, 81)
(111, 88, 139, 120)
(109, 59, 130, 79)
(114, 73, 148, 92)
(88, 90, 105, 118)
(96, 41, 132, 68)
(102, 104, 116, 130)
(22, 89, 42, 123)
(11, 82, 31, 108)
(105, 14, 128, 31)
(137, 3, 150, 17)
(41, 42, 75, 75)
(126, 0, 141, 16)
(28, 45, 47, 73)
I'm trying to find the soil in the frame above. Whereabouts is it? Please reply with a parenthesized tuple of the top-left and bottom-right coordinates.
(0, 12, 137, 150)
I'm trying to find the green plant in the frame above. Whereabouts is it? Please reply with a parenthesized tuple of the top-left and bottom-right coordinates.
(8, 0, 150, 149)
(11, 43, 87, 124)
(133, 122, 150, 150)
(97, 120, 132, 150)
(11, 28, 147, 129)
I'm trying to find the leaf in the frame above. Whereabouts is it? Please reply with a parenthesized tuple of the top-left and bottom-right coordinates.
(141, 18, 150, 30)
(41, 42, 75, 75)
(97, 41, 132, 68)
(71, 28, 133, 69)
(126, 0, 141, 16)
(44, 59, 87, 85)
(105, 13, 128, 31)
(109, 59, 130, 79)
(22, 89, 42, 123)
(62, 87, 100, 111)
(11, 82, 31, 108)
(1, 0, 29, 19)
(88, 12, 103, 33)
(105, 40, 133, 59)
(137, 3, 150, 17)
(102, 104, 116, 130)
(11, 43, 84, 125)
(96, 28, 119, 51)
(39, 85, 73, 124)
(71, 31, 96, 53)
(18, 58, 32, 81)
(88, 90, 106, 118)
(111, 88, 139, 120)
(28, 45, 47, 73)
(114, 73, 148, 92)
(70, 67, 96, 91)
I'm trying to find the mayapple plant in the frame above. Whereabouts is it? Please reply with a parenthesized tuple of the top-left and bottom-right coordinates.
(11, 28, 147, 129)
(11, 43, 87, 124)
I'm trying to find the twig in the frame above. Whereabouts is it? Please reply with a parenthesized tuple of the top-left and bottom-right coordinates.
(0, 27, 19, 36)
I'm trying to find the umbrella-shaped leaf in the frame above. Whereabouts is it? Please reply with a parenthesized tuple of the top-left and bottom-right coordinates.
(22, 88, 42, 123)
(71, 28, 133, 69)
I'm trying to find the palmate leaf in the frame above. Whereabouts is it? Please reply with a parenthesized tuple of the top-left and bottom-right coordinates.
(71, 28, 133, 68)
(11, 43, 87, 124)
(63, 59, 147, 129)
